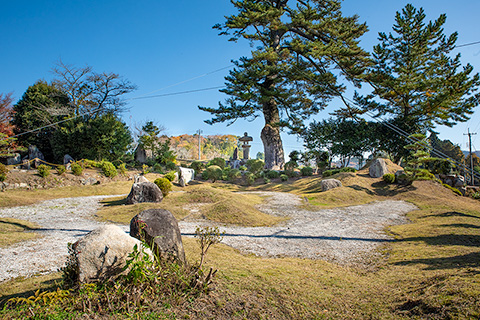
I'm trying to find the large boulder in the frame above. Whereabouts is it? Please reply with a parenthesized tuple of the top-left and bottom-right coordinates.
(178, 167, 195, 186)
(72, 225, 152, 283)
(130, 209, 186, 265)
(125, 181, 163, 204)
(28, 145, 45, 161)
(369, 158, 389, 178)
(6, 153, 21, 165)
(321, 179, 342, 192)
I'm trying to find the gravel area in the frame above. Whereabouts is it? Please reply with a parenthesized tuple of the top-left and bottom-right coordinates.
(179, 192, 418, 266)
(0, 192, 417, 282)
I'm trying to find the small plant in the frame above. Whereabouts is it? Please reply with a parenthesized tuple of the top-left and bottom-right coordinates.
(280, 174, 288, 182)
(164, 171, 176, 182)
(100, 161, 118, 178)
(472, 192, 480, 200)
(340, 167, 357, 173)
(194, 226, 224, 268)
(266, 170, 280, 179)
(323, 169, 340, 177)
(56, 165, 66, 175)
(207, 157, 226, 169)
(142, 164, 150, 175)
(239, 165, 247, 171)
(118, 163, 127, 176)
(300, 166, 313, 176)
(37, 164, 51, 178)
(165, 160, 176, 171)
(71, 162, 83, 176)
(154, 177, 172, 197)
(153, 163, 163, 173)
(0, 163, 8, 182)
(442, 183, 462, 196)
(383, 173, 396, 184)
(202, 165, 223, 182)
(263, 177, 271, 184)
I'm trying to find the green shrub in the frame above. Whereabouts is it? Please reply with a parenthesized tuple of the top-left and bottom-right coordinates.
(100, 161, 118, 178)
(227, 168, 242, 181)
(239, 165, 247, 171)
(165, 161, 176, 171)
(56, 165, 66, 175)
(266, 170, 280, 179)
(71, 162, 83, 176)
(442, 183, 462, 196)
(323, 169, 340, 177)
(153, 163, 163, 173)
(300, 166, 313, 176)
(202, 165, 223, 182)
(81, 159, 100, 168)
(222, 167, 231, 180)
(164, 171, 176, 182)
(280, 174, 288, 182)
(340, 167, 357, 173)
(142, 164, 150, 175)
(0, 163, 8, 182)
(154, 177, 173, 197)
(246, 159, 264, 175)
(37, 164, 50, 178)
(208, 157, 226, 169)
(118, 163, 127, 176)
(244, 171, 255, 186)
(190, 161, 205, 172)
(472, 192, 480, 200)
(383, 173, 396, 184)
(263, 177, 271, 184)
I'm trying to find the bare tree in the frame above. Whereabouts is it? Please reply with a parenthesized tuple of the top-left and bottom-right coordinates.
(51, 60, 137, 117)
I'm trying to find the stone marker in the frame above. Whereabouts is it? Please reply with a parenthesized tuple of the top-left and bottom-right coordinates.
(130, 209, 186, 265)
(178, 167, 195, 186)
(73, 225, 152, 283)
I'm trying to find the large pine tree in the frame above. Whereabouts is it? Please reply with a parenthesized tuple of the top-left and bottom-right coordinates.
(353, 4, 480, 161)
(199, 0, 368, 169)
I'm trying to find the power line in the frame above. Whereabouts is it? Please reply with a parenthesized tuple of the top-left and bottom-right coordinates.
(129, 86, 225, 100)
(455, 40, 480, 48)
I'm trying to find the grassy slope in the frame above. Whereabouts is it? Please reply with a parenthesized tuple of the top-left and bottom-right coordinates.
(1, 170, 479, 319)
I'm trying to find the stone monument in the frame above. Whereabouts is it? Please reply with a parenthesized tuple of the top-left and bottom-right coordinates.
(238, 132, 253, 160)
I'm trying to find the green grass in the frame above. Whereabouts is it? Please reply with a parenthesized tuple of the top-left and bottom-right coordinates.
(0, 218, 40, 247)
(1, 169, 479, 319)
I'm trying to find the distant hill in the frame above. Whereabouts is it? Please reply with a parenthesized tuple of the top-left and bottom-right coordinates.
(462, 150, 480, 158)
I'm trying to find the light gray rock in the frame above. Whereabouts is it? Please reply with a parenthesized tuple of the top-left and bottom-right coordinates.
(321, 179, 342, 192)
(369, 158, 389, 178)
(134, 145, 153, 164)
(125, 181, 163, 204)
(130, 209, 186, 265)
(6, 153, 21, 165)
(72, 225, 152, 283)
(134, 174, 149, 183)
(178, 167, 195, 186)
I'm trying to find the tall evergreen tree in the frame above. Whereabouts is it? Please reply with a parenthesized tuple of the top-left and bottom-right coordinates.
(199, 0, 368, 169)
(353, 4, 480, 161)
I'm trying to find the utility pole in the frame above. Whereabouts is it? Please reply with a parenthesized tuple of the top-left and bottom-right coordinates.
(464, 128, 477, 185)
(197, 129, 203, 160)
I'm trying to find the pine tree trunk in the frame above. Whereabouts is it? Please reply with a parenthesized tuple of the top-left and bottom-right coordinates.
(261, 97, 285, 170)
(261, 124, 284, 170)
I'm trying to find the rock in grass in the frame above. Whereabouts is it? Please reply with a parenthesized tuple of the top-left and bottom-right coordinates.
(321, 179, 342, 192)
(125, 181, 163, 204)
(369, 158, 389, 178)
(130, 209, 186, 265)
(73, 225, 151, 283)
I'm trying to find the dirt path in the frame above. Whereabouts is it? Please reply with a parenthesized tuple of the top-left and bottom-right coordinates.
(0, 192, 417, 282)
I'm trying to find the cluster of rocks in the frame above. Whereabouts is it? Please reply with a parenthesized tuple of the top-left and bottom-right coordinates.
(72, 209, 185, 283)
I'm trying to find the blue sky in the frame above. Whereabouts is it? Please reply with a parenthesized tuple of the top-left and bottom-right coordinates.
(2, 0, 480, 157)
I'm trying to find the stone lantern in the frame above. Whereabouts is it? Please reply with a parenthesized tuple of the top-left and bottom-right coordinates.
(238, 132, 253, 160)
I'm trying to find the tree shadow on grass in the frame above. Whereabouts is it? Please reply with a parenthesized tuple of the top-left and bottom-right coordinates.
(423, 211, 480, 220)
(0, 276, 61, 309)
(0, 219, 37, 231)
(401, 234, 480, 247)
(440, 223, 480, 229)
(100, 198, 127, 207)
(346, 181, 415, 197)
(394, 251, 480, 272)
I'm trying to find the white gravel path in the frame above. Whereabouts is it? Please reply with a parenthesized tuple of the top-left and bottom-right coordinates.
(0, 192, 417, 282)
